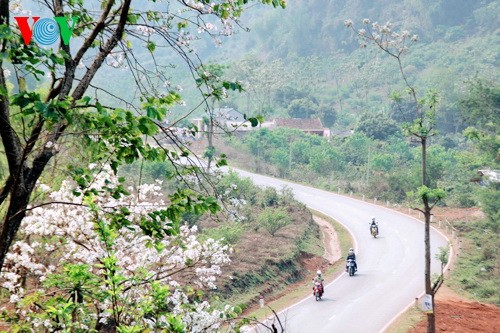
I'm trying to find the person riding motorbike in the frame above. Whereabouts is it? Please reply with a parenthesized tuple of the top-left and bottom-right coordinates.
(370, 217, 379, 235)
(312, 270, 324, 295)
(346, 248, 357, 272)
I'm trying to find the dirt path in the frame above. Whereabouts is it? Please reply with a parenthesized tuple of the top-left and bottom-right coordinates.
(313, 215, 342, 264)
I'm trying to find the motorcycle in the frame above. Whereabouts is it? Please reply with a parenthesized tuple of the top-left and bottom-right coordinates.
(347, 259, 356, 276)
(371, 225, 378, 238)
(313, 281, 323, 301)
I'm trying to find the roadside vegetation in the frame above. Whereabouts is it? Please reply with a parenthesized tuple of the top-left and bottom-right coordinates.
(112, 163, 333, 311)
(200, 171, 326, 310)
(448, 187, 500, 305)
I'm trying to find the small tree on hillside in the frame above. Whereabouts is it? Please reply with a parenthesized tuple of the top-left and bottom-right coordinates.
(346, 19, 446, 333)
(257, 207, 291, 237)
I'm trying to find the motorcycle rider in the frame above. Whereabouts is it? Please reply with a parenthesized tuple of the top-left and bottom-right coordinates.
(312, 270, 324, 295)
(370, 217, 379, 235)
(346, 248, 357, 272)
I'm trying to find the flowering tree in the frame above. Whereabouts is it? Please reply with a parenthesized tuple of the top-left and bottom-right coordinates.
(0, 0, 285, 274)
(0, 165, 236, 332)
(345, 19, 446, 333)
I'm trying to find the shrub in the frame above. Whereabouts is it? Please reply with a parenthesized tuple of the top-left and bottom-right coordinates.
(257, 207, 291, 236)
(203, 223, 245, 245)
(259, 187, 280, 207)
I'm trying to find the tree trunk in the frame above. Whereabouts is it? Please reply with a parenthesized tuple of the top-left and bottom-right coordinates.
(422, 137, 427, 187)
(0, 177, 32, 271)
(422, 136, 435, 333)
(424, 196, 435, 333)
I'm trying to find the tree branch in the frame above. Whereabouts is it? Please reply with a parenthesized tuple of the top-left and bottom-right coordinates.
(73, 0, 116, 66)
(72, 0, 132, 100)
(0, 64, 23, 179)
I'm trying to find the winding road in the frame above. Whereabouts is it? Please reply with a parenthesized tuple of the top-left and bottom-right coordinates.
(233, 168, 450, 333)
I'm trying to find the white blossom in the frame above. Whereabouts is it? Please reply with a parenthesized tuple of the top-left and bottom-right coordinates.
(136, 25, 155, 36)
(39, 184, 51, 193)
(0, 165, 232, 331)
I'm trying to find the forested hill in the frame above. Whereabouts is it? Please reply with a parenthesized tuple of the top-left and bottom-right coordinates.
(221, 0, 499, 58)
(30, 0, 495, 131)
(202, 0, 498, 135)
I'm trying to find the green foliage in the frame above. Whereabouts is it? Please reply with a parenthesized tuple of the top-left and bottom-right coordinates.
(166, 189, 220, 224)
(202, 223, 245, 245)
(450, 219, 500, 305)
(257, 207, 291, 236)
(400, 90, 439, 139)
(216, 170, 259, 205)
(371, 152, 395, 173)
(340, 133, 370, 166)
(477, 183, 500, 232)
(435, 245, 449, 273)
(274, 86, 309, 107)
(287, 97, 318, 118)
(217, 0, 496, 137)
(258, 187, 280, 207)
(356, 112, 401, 140)
(425, 145, 457, 188)
(407, 185, 446, 204)
(460, 79, 500, 166)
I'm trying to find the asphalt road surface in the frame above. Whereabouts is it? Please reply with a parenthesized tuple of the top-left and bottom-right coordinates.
(233, 168, 449, 333)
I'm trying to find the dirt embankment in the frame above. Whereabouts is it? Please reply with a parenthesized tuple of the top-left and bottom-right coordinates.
(408, 286, 500, 333)
(313, 216, 342, 264)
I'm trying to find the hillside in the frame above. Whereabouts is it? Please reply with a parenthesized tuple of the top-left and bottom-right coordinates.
(202, 0, 499, 135)
(30, 0, 496, 128)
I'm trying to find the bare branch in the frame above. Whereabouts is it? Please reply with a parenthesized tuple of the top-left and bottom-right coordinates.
(72, 0, 132, 100)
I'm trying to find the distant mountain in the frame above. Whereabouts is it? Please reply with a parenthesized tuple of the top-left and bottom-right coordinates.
(200, 0, 499, 134)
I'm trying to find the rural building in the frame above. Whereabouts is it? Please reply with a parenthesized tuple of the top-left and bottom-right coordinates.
(270, 118, 329, 137)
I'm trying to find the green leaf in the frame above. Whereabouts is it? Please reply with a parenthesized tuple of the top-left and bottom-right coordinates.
(147, 41, 156, 53)
(138, 117, 158, 135)
(127, 14, 139, 24)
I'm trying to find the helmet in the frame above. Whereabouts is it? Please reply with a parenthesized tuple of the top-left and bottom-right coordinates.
(349, 248, 354, 253)
(372, 217, 376, 221)
(317, 270, 322, 275)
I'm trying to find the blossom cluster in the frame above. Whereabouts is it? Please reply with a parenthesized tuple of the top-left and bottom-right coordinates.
(345, 18, 419, 56)
(9, 0, 31, 15)
(0, 165, 232, 332)
(106, 52, 126, 68)
(136, 25, 156, 36)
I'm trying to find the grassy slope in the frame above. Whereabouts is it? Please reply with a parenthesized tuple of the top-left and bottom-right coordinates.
(244, 209, 353, 322)
(447, 219, 499, 305)
(209, 205, 325, 311)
